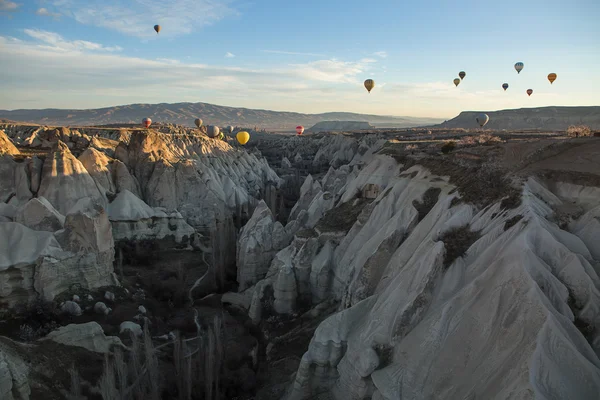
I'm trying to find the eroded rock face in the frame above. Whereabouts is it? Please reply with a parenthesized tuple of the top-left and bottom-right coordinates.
(237, 200, 291, 291)
(38, 141, 107, 215)
(108, 189, 196, 247)
(40, 322, 125, 354)
(13, 197, 65, 232)
(0, 338, 30, 400)
(0, 130, 19, 156)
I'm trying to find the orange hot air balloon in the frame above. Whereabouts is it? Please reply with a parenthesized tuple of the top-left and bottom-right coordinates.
(547, 73, 557, 84)
(526, 89, 533, 96)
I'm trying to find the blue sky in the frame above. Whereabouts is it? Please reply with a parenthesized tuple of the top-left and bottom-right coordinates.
(0, 0, 599, 118)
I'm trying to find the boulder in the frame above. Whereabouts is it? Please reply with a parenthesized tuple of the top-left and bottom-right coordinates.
(40, 322, 125, 354)
(13, 197, 65, 232)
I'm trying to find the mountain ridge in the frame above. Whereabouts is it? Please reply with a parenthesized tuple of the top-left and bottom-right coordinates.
(0, 101, 442, 130)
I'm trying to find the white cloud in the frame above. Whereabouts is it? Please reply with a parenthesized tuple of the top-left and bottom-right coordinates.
(261, 49, 326, 57)
(225, 52, 235, 58)
(36, 7, 61, 19)
(0, 0, 19, 12)
(374, 51, 388, 58)
(51, 0, 237, 38)
(23, 29, 123, 52)
(0, 29, 588, 117)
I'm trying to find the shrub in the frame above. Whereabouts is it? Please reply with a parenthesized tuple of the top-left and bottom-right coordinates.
(567, 125, 592, 137)
(459, 136, 476, 145)
(405, 144, 418, 151)
(441, 141, 456, 154)
(475, 133, 502, 144)
(439, 225, 481, 269)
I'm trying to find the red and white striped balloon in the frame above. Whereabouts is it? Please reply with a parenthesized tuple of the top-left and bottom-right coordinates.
(296, 125, 304, 135)
(142, 117, 152, 128)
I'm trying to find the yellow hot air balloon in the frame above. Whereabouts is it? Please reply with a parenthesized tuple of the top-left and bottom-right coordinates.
(236, 131, 250, 145)
(453, 78, 460, 87)
(548, 73, 557, 84)
(364, 79, 375, 93)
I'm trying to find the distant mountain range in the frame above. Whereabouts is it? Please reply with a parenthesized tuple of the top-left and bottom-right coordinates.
(434, 106, 600, 131)
(0, 102, 443, 130)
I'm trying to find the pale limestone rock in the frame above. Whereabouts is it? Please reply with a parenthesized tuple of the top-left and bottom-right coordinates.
(237, 200, 291, 291)
(27, 156, 43, 194)
(0, 130, 19, 156)
(40, 322, 125, 353)
(94, 302, 111, 315)
(38, 141, 107, 215)
(14, 197, 65, 232)
(78, 147, 116, 193)
(281, 157, 292, 169)
(0, 339, 30, 400)
(289, 175, 322, 222)
(108, 190, 195, 246)
(0, 203, 16, 220)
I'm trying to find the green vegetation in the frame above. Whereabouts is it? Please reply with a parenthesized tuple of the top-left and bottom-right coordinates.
(439, 225, 481, 269)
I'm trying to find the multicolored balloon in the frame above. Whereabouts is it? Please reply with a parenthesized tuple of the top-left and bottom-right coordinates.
(142, 118, 152, 128)
(154, 25, 161, 34)
(502, 83, 509, 91)
(453, 78, 461, 87)
(514, 62, 524, 74)
(296, 125, 304, 135)
(527, 89, 533, 96)
(236, 131, 250, 145)
(364, 79, 375, 93)
(547, 73, 557, 84)
(476, 113, 489, 127)
(459, 71, 466, 80)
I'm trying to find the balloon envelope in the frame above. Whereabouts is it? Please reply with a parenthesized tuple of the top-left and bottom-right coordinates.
(453, 78, 460, 87)
(364, 79, 375, 93)
(296, 125, 304, 135)
(514, 62, 524, 74)
(154, 25, 161, 34)
(237, 131, 250, 145)
(548, 73, 557, 84)
(476, 113, 489, 127)
(459, 71, 466, 80)
(527, 89, 533, 96)
(194, 118, 203, 128)
(142, 118, 152, 128)
(502, 83, 509, 91)
(226, 126, 233, 134)
(206, 125, 220, 138)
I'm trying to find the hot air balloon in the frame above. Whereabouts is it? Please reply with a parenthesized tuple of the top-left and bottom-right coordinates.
(142, 118, 152, 128)
(502, 83, 509, 91)
(514, 62, 524, 74)
(226, 126, 234, 134)
(237, 131, 250, 145)
(296, 126, 304, 135)
(206, 125, 219, 138)
(527, 89, 533, 96)
(364, 79, 375, 93)
(194, 118, 203, 128)
(453, 78, 461, 87)
(154, 25, 161, 34)
(218, 132, 225, 141)
(459, 71, 466, 80)
(548, 73, 557, 84)
(476, 113, 489, 128)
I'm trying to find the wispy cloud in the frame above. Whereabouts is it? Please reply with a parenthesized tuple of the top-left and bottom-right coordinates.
(225, 52, 235, 58)
(156, 58, 180, 64)
(261, 49, 327, 57)
(23, 29, 123, 52)
(373, 51, 388, 58)
(51, 0, 237, 38)
(0, 0, 19, 13)
(36, 7, 62, 19)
